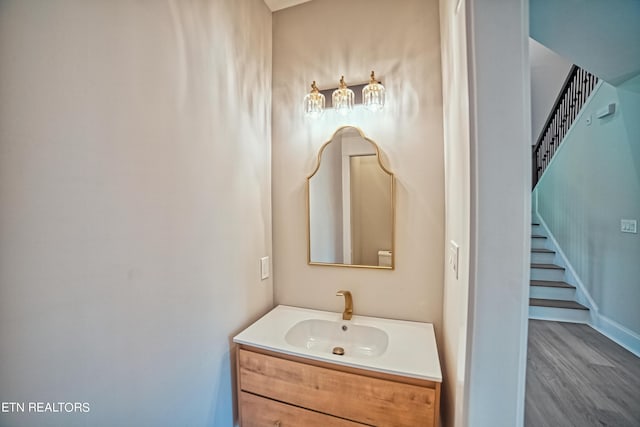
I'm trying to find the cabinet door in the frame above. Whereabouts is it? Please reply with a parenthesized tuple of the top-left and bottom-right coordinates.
(240, 392, 366, 427)
(239, 349, 437, 427)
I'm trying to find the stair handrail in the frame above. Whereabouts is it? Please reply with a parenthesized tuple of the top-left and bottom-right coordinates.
(533, 65, 578, 154)
(532, 65, 598, 188)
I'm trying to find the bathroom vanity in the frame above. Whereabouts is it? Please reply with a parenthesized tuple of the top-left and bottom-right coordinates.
(233, 305, 442, 427)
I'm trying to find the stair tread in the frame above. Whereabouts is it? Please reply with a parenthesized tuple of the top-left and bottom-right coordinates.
(531, 234, 548, 238)
(531, 248, 555, 253)
(530, 298, 588, 311)
(532, 223, 540, 226)
(531, 280, 575, 289)
(531, 263, 565, 270)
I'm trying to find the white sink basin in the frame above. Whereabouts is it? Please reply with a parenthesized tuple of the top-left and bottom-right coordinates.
(285, 318, 389, 358)
(233, 305, 442, 382)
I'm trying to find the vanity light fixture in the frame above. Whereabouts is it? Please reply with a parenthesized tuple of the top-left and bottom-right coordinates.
(332, 76, 355, 116)
(304, 81, 325, 118)
(362, 71, 385, 112)
(305, 73, 385, 118)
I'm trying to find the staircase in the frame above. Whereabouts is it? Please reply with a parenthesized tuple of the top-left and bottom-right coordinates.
(529, 221, 590, 323)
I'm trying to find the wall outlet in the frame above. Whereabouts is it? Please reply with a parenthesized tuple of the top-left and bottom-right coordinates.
(449, 241, 459, 280)
(260, 256, 270, 280)
(621, 219, 637, 234)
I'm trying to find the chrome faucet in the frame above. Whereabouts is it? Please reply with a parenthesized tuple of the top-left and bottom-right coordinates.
(336, 290, 353, 320)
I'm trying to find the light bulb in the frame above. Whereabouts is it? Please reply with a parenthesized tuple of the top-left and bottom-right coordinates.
(332, 76, 354, 116)
(304, 81, 325, 118)
(363, 71, 385, 112)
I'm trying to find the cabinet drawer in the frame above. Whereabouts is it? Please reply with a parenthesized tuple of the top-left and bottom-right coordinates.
(238, 348, 436, 427)
(240, 392, 366, 427)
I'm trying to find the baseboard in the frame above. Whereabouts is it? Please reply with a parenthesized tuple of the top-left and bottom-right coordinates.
(591, 314, 640, 358)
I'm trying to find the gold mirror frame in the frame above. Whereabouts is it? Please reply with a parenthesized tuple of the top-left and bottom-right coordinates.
(306, 126, 395, 269)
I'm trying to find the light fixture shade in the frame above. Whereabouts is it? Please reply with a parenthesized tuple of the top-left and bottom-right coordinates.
(363, 71, 385, 112)
(332, 76, 354, 116)
(304, 81, 325, 118)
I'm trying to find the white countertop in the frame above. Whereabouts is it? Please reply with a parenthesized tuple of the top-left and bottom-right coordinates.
(233, 305, 442, 382)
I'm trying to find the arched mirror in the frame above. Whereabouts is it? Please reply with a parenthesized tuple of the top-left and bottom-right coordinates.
(307, 126, 395, 269)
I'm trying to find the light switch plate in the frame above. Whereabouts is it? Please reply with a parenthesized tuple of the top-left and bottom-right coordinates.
(621, 219, 637, 234)
(260, 256, 270, 280)
(449, 241, 459, 280)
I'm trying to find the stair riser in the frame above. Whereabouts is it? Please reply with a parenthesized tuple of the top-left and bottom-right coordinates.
(529, 306, 589, 323)
(530, 268, 565, 281)
(530, 286, 576, 301)
(531, 238, 549, 250)
(531, 225, 543, 234)
(531, 252, 555, 264)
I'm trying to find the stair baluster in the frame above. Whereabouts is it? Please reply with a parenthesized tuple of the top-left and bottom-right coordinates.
(532, 65, 599, 188)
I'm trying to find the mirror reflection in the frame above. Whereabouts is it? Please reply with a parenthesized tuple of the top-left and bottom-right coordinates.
(307, 126, 394, 269)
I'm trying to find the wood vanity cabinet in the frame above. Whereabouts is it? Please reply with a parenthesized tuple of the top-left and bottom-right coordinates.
(236, 345, 441, 427)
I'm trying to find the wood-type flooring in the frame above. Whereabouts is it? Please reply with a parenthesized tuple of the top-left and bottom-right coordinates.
(525, 320, 640, 426)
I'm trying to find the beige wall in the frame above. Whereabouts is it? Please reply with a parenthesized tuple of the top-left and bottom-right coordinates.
(272, 0, 444, 326)
(0, 1, 272, 426)
(439, 0, 471, 425)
